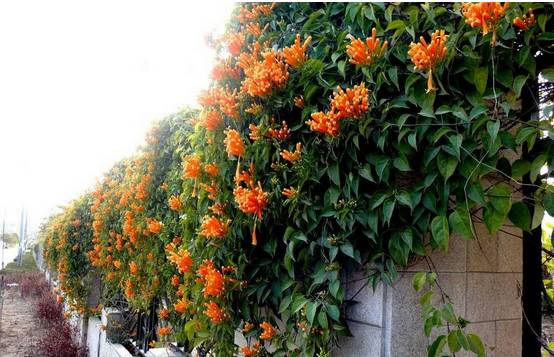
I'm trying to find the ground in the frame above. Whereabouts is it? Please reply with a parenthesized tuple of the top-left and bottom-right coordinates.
(0, 285, 46, 356)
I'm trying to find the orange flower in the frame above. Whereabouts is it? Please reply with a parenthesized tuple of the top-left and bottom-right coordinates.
(346, 28, 388, 65)
(240, 50, 289, 97)
(210, 58, 240, 81)
(182, 155, 201, 179)
(209, 203, 225, 216)
(129, 261, 138, 275)
(174, 298, 190, 313)
(200, 110, 224, 131)
(245, 23, 264, 37)
(203, 267, 225, 297)
(168, 249, 193, 274)
(157, 326, 172, 336)
(462, 2, 509, 44)
(280, 142, 301, 162)
(233, 182, 268, 220)
(159, 308, 170, 319)
(218, 86, 240, 120)
(147, 218, 163, 234)
(113, 260, 122, 269)
(170, 274, 180, 287)
(226, 31, 245, 56)
(224, 129, 245, 158)
(249, 124, 261, 141)
(267, 121, 290, 140)
(199, 215, 230, 238)
(259, 321, 277, 340)
(283, 33, 312, 68)
(329, 83, 370, 120)
(200, 182, 218, 200)
(293, 96, 305, 108)
(243, 321, 255, 332)
(240, 343, 261, 357)
(204, 163, 219, 177)
(306, 111, 340, 136)
(168, 195, 182, 211)
(408, 30, 448, 93)
(282, 187, 298, 199)
(513, 8, 535, 31)
(204, 301, 225, 324)
(245, 103, 263, 115)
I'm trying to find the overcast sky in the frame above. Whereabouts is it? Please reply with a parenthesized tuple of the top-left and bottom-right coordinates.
(0, 0, 234, 235)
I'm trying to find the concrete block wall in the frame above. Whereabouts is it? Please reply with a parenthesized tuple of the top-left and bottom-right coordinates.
(335, 222, 523, 357)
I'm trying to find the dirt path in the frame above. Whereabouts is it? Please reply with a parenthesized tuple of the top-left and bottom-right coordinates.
(0, 286, 45, 356)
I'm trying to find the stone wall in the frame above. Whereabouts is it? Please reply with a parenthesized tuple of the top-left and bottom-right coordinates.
(336, 222, 522, 356)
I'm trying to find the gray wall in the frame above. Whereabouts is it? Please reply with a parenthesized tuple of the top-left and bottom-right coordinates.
(336, 222, 522, 357)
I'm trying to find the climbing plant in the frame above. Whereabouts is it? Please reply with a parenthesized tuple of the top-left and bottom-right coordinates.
(41, 3, 554, 356)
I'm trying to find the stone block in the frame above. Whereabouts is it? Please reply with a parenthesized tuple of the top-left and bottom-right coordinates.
(334, 321, 382, 357)
(404, 234, 467, 273)
(494, 274, 522, 320)
(497, 226, 522, 273)
(495, 319, 522, 356)
(344, 270, 383, 327)
(467, 273, 497, 322)
(467, 223, 498, 272)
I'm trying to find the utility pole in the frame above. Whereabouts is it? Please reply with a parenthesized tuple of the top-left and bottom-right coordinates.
(1, 216, 4, 270)
(17, 207, 25, 266)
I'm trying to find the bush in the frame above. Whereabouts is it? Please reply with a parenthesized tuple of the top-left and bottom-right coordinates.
(38, 320, 88, 357)
(35, 291, 64, 323)
(20, 272, 49, 298)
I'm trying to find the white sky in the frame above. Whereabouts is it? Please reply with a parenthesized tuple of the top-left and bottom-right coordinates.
(0, 0, 234, 235)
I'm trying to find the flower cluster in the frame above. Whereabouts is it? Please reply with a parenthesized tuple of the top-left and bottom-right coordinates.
(283, 34, 312, 68)
(346, 28, 388, 66)
(462, 2, 509, 44)
(307, 83, 370, 136)
(408, 30, 448, 93)
(513, 8, 536, 31)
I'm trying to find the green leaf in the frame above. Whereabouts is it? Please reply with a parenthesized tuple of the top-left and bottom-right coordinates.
(474, 67, 488, 95)
(328, 163, 340, 186)
(393, 156, 411, 171)
(317, 310, 328, 329)
(412, 271, 426, 292)
(488, 183, 512, 215)
(513, 75, 528, 97)
(291, 296, 309, 314)
(483, 204, 504, 234)
(329, 280, 340, 298)
(338, 60, 346, 79)
(530, 154, 547, 182)
(447, 330, 462, 353)
(544, 68, 554, 83)
(359, 164, 374, 182)
(340, 241, 355, 259)
(326, 304, 340, 322)
(431, 216, 449, 251)
(396, 190, 413, 211)
(437, 151, 457, 181)
(544, 190, 554, 217)
(508, 202, 531, 231)
(511, 159, 530, 179)
(449, 208, 473, 239)
(306, 301, 319, 325)
(428, 335, 447, 357)
(467, 333, 485, 356)
(486, 120, 500, 143)
(382, 198, 395, 225)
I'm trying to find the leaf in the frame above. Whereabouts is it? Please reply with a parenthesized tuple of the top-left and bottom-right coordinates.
(544, 190, 554, 217)
(530, 154, 547, 182)
(428, 335, 447, 357)
(449, 208, 473, 239)
(544, 68, 554, 83)
(431, 216, 449, 251)
(329, 280, 340, 298)
(488, 183, 512, 215)
(486, 120, 500, 143)
(467, 333, 485, 356)
(483, 205, 504, 234)
(389, 233, 409, 265)
(401, 228, 413, 250)
(511, 159, 530, 179)
(328, 163, 340, 186)
(447, 330, 462, 353)
(359, 164, 374, 182)
(291, 296, 309, 314)
(393, 156, 411, 171)
(306, 301, 319, 325)
(382, 198, 395, 225)
(317, 310, 328, 329)
(437, 151, 457, 181)
(326, 304, 340, 322)
(513, 75, 528, 98)
(474, 67, 488, 95)
(508, 202, 531, 231)
(338, 60, 346, 79)
(396, 190, 413, 211)
(340, 241, 355, 259)
(412, 272, 426, 292)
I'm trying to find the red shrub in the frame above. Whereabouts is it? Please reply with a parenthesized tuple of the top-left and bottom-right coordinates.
(35, 291, 64, 323)
(20, 272, 49, 298)
(38, 320, 88, 357)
